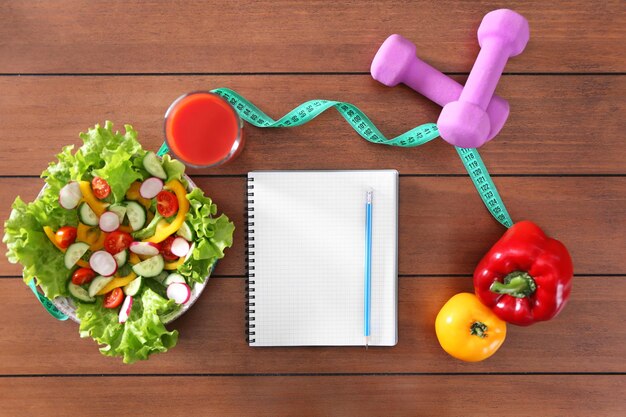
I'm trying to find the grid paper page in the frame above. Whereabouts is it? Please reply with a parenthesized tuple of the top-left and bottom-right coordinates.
(249, 170, 398, 346)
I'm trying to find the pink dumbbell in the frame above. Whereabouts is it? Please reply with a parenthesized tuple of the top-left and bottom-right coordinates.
(437, 9, 529, 148)
(371, 34, 509, 142)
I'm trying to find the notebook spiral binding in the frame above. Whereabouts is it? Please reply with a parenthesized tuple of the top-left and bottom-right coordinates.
(245, 176, 256, 343)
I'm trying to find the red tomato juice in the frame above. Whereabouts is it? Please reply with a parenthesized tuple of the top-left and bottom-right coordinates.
(164, 92, 243, 167)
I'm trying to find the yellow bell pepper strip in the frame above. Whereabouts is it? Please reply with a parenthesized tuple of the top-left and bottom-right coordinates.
(143, 180, 189, 244)
(164, 257, 186, 270)
(43, 226, 66, 252)
(125, 181, 152, 210)
(78, 181, 108, 216)
(76, 223, 107, 251)
(43, 226, 91, 267)
(129, 252, 141, 265)
(435, 292, 507, 362)
(119, 225, 134, 233)
(96, 272, 137, 296)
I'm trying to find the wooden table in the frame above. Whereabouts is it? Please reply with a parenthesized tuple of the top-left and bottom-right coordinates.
(1, 1, 624, 416)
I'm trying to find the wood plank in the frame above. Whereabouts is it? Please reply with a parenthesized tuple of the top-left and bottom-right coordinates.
(2, 177, 624, 277)
(0, 1, 624, 73)
(1, 375, 624, 416)
(0, 75, 624, 175)
(0, 276, 624, 374)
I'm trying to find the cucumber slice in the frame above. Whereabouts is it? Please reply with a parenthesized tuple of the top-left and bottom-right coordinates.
(68, 282, 95, 303)
(64, 242, 90, 269)
(123, 277, 143, 296)
(152, 271, 169, 284)
(113, 250, 128, 267)
(143, 151, 167, 180)
(108, 204, 127, 224)
(132, 255, 164, 278)
(176, 221, 195, 241)
(164, 273, 186, 286)
(78, 202, 98, 226)
(125, 201, 147, 231)
(88, 275, 114, 297)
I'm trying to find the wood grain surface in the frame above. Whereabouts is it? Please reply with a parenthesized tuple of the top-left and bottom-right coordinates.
(0, 0, 624, 416)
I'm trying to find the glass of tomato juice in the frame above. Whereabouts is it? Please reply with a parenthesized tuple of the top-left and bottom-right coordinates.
(164, 91, 244, 168)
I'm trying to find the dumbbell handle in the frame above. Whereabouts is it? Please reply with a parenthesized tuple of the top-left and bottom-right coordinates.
(405, 58, 464, 107)
(460, 38, 510, 109)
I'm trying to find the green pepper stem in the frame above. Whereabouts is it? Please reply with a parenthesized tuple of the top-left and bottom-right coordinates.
(470, 321, 488, 338)
(490, 271, 537, 298)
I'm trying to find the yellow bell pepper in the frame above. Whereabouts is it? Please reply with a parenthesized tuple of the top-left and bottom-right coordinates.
(164, 257, 186, 270)
(143, 180, 189, 244)
(76, 223, 107, 251)
(129, 252, 141, 265)
(435, 293, 507, 362)
(78, 181, 108, 216)
(96, 272, 137, 296)
(119, 225, 134, 234)
(43, 226, 90, 268)
(126, 181, 152, 210)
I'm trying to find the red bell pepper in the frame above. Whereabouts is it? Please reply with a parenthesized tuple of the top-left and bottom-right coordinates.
(473, 221, 573, 326)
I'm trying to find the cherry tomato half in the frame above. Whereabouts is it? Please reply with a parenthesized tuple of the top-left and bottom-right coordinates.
(160, 235, 179, 261)
(91, 177, 111, 200)
(103, 287, 124, 309)
(55, 226, 77, 249)
(156, 190, 179, 217)
(71, 267, 97, 285)
(104, 230, 134, 254)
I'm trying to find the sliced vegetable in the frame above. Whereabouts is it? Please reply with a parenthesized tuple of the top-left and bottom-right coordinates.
(99, 211, 120, 232)
(164, 256, 186, 271)
(89, 250, 118, 277)
(130, 241, 160, 256)
(113, 250, 128, 267)
(43, 226, 67, 252)
(108, 204, 127, 224)
(91, 177, 111, 200)
(55, 226, 77, 249)
(140, 177, 164, 199)
(144, 180, 189, 244)
(132, 254, 164, 277)
(163, 273, 186, 286)
(68, 282, 96, 303)
(88, 275, 114, 297)
(142, 151, 167, 180)
(167, 282, 191, 305)
(104, 231, 134, 255)
(125, 201, 147, 231)
(129, 252, 141, 265)
(78, 180, 108, 216)
(132, 213, 163, 240)
(160, 235, 179, 261)
(152, 271, 169, 284)
(156, 190, 178, 217)
(96, 271, 138, 295)
(103, 287, 124, 309)
(59, 182, 82, 209)
(125, 181, 152, 210)
(123, 277, 143, 296)
(170, 237, 190, 257)
(71, 267, 97, 285)
(64, 242, 90, 269)
(78, 202, 98, 226)
(175, 221, 195, 241)
(118, 295, 133, 322)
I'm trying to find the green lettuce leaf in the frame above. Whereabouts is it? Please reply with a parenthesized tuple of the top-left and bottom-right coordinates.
(178, 188, 235, 284)
(160, 154, 186, 182)
(77, 288, 180, 364)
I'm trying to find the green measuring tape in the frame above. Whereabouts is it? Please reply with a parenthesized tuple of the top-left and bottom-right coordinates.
(28, 279, 68, 321)
(159, 87, 513, 228)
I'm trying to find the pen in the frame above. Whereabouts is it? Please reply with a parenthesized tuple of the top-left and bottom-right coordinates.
(364, 189, 373, 348)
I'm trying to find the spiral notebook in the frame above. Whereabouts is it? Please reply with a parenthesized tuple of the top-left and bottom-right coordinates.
(246, 170, 398, 347)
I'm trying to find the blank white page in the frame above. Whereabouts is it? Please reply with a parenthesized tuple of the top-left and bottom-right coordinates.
(248, 170, 398, 346)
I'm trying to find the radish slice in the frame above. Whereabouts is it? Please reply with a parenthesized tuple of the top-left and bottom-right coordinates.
(99, 211, 120, 232)
(89, 250, 117, 277)
(59, 182, 82, 209)
(130, 241, 160, 256)
(170, 237, 190, 257)
(118, 295, 133, 323)
(140, 177, 164, 199)
(167, 282, 191, 305)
